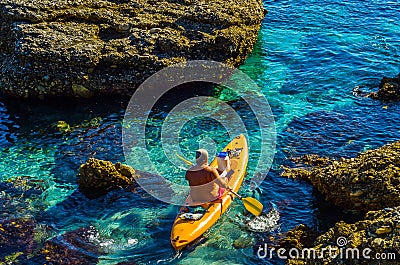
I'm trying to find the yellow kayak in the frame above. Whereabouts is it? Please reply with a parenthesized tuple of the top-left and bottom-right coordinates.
(170, 134, 248, 250)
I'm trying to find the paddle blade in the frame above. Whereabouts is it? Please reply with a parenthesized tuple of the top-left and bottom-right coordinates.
(242, 197, 263, 216)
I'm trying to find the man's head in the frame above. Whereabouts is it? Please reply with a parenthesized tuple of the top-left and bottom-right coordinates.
(195, 149, 208, 166)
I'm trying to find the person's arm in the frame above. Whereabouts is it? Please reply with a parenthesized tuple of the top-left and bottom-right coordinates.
(210, 167, 230, 189)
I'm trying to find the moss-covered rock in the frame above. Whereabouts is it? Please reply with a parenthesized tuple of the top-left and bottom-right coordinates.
(77, 158, 139, 199)
(282, 141, 400, 212)
(0, 0, 265, 99)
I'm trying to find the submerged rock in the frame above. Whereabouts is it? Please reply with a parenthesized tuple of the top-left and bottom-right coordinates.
(77, 158, 139, 199)
(0, 217, 108, 264)
(0, 0, 265, 99)
(0, 176, 48, 219)
(285, 208, 400, 264)
(40, 226, 105, 265)
(0, 218, 37, 260)
(282, 140, 400, 212)
(368, 74, 400, 101)
(55, 117, 102, 134)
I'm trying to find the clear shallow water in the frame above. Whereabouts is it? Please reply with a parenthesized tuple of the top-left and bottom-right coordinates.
(1, 0, 400, 264)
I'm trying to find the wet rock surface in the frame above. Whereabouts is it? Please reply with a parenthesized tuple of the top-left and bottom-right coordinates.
(0, 0, 265, 99)
(282, 141, 400, 212)
(77, 158, 139, 199)
(368, 73, 400, 101)
(284, 207, 400, 265)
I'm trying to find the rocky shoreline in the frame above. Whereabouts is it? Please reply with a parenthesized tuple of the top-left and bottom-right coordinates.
(0, 0, 265, 99)
(353, 73, 400, 101)
(281, 141, 400, 263)
(368, 73, 400, 101)
(282, 142, 400, 212)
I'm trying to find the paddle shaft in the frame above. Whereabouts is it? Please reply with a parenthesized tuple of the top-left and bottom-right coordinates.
(228, 188, 242, 199)
(176, 153, 193, 166)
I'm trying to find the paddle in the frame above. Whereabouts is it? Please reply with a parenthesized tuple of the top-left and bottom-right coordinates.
(228, 189, 263, 216)
(176, 153, 263, 216)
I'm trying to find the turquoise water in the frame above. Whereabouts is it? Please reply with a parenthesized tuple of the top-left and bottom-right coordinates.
(1, 0, 400, 264)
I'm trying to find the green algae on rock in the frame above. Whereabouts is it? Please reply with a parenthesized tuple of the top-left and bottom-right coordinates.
(77, 158, 139, 199)
(55, 117, 102, 134)
(282, 141, 400, 212)
(0, 0, 265, 99)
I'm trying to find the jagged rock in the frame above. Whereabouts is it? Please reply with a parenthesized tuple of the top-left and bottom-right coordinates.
(282, 140, 400, 212)
(285, 208, 400, 264)
(0, 0, 265, 99)
(368, 74, 400, 101)
(254, 224, 318, 264)
(77, 158, 139, 199)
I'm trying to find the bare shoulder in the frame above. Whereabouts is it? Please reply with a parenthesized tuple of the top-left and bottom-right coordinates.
(204, 166, 219, 175)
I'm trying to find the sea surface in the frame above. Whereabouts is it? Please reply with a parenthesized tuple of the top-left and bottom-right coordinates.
(1, 0, 400, 264)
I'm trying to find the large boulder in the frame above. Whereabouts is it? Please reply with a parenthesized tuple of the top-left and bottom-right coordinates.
(282, 141, 400, 212)
(77, 158, 139, 199)
(0, 0, 266, 99)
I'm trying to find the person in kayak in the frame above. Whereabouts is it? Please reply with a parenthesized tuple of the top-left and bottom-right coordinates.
(185, 149, 230, 204)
